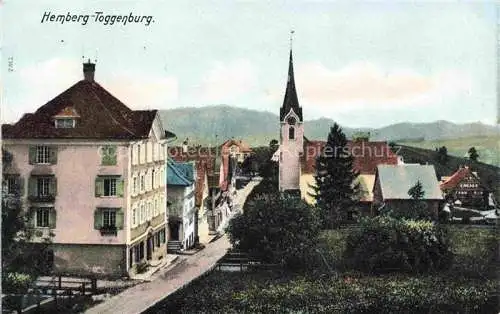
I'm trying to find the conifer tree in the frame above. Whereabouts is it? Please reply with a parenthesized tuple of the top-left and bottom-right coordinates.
(311, 123, 360, 228)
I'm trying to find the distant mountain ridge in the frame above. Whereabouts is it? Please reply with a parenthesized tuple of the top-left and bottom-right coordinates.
(159, 105, 499, 146)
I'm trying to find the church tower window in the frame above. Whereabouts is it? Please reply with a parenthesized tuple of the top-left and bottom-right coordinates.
(289, 126, 295, 140)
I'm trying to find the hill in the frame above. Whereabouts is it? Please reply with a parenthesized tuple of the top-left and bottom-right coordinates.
(399, 136, 500, 167)
(160, 105, 499, 145)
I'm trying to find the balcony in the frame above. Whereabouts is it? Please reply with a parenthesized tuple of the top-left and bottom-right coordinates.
(28, 194, 56, 203)
(99, 226, 117, 236)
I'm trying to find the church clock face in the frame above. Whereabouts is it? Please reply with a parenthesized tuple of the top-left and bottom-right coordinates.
(287, 116, 296, 125)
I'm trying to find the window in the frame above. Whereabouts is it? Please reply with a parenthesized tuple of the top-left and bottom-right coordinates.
(37, 177, 51, 196)
(132, 208, 137, 226)
(152, 169, 155, 189)
(102, 209, 116, 228)
(36, 146, 50, 164)
(133, 177, 137, 195)
(36, 208, 50, 227)
(4, 176, 17, 195)
(154, 199, 158, 216)
(138, 144, 142, 163)
(55, 118, 75, 128)
(140, 203, 145, 223)
(95, 176, 123, 197)
(155, 232, 160, 247)
(140, 175, 145, 192)
(101, 146, 117, 166)
(289, 126, 295, 140)
(103, 178, 117, 196)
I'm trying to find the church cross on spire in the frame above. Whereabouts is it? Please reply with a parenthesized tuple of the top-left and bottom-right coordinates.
(280, 30, 303, 121)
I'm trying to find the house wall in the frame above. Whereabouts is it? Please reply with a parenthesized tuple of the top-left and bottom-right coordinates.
(52, 243, 126, 278)
(385, 199, 441, 220)
(3, 141, 130, 245)
(300, 174, 316, 205)
(279, 118, 304, 192)
(167, 184, 196, 248)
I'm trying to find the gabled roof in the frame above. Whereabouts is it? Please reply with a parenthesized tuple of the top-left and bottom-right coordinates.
(2, 78, 157, 140)
(375, 164, 443, 200)
(439, 166, 480, 190)
(302, 139, 398, 174)
(167, 159, 194, 187)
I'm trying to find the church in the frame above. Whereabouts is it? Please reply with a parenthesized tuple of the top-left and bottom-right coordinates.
(277, 43, 399, 208)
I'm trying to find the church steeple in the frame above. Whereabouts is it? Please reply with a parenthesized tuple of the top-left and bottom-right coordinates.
(280, 31, 303, 121)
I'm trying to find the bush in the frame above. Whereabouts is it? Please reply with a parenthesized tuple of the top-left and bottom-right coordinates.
(344, 216, 453, 274)
(2, 272, 34, 293)
(226, 188, 321, 270)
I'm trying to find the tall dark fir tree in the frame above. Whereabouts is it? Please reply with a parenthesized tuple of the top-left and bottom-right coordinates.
(311, 123, 360, 228)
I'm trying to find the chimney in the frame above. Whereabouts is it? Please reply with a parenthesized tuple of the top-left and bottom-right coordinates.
(83, 59, 95, 82)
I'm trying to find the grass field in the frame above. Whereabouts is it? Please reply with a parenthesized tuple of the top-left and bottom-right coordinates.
(399, 136, 500, 167)
(149, 225, 499, 313)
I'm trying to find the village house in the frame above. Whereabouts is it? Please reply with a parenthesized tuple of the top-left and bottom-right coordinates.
(221, 138, 253, 163)
(439, 166, 490, 209)
(1, 61, 172, 278)
(372, 164, 444, 219)
(166, 159, 196, 252)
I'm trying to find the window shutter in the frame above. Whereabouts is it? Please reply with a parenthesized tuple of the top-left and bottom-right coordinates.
(49, 177, 57, 196)
(49, 208, 57, 229)
(28, 177, 37, 197)
(117, 179, 124, 197)
(116, 208, 124, 230)
(94, 209, 103, 229)
(26, 207, 36, 228)
(29, 146, 37, 164)
(49, 147, 58, 164)
(95, 177, 104, 197)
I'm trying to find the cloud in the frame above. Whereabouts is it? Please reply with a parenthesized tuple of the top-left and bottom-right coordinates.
(199, 59, 257, 102)
(9, 58, 178, 122)
(103, 75, 178, 109)
(266, 61, 473, 111)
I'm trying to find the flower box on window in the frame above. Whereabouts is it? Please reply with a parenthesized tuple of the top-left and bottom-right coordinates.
(100, 226, 117, 236)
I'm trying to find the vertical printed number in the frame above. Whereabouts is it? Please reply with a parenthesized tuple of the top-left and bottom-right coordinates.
(8, 56, 14, 72)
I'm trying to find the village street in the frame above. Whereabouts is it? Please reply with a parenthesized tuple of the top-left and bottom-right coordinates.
(85, 178, 261, 314)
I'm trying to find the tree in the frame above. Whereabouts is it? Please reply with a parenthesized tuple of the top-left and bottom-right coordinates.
(405, 180, 432, 220)
(468, 147, 479, 162)
(226, 189, 320, 270)
(311, 123, 360, 228)
(2, 149, 52, 293)
(269, 139, 279, 152)
(436, 146, 448, 164)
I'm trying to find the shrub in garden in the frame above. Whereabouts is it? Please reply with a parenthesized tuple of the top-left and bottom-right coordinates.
(344, 216, 453, 273)
(226, 190, 321, 270)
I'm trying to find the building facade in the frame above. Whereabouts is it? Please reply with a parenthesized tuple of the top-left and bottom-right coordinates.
(2, 61, 170, 278)
(166, 159, 196, 251)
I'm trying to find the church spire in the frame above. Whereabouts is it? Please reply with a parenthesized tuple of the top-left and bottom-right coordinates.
(280, 30, 303, 121)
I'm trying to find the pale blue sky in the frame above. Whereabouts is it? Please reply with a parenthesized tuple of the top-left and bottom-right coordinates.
(1, 0, 498, 128)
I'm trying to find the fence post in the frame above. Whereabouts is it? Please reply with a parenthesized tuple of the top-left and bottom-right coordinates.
(58, 276, 62, 289)
(82, 282, 86, 295)
(91, 278, 97, 294)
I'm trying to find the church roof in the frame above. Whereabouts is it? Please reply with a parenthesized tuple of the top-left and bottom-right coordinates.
(280, 49, 303, 121)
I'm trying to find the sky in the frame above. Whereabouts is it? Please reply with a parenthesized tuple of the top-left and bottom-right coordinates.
(1, 0, 498, 128)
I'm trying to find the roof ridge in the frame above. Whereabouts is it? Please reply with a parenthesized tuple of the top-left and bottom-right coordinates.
(86, 83, 137, 137)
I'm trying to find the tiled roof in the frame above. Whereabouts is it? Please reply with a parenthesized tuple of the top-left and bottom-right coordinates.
(221, 139, 253, 153)
(302, 139, 398, 174)
(376, 164, 443, 200)
(440, 167, 479, 190)
(2, 80, 157, 140)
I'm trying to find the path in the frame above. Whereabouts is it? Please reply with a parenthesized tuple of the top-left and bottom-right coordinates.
(85, 177, 261, 314)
